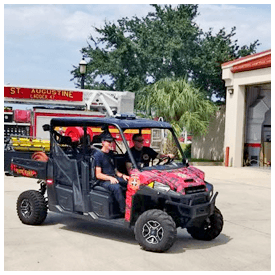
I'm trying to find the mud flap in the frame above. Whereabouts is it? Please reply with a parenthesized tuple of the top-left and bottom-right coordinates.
(10, 157, 47, 179)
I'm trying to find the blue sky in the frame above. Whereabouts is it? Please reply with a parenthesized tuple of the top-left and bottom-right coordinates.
(4, 3, 272, 91)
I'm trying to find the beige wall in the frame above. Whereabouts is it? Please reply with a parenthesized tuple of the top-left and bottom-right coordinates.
(191, 105, 225, 161)
(223, 85, 246, 167)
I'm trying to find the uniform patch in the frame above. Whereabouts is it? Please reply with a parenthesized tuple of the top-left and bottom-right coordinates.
(142, 154, 150, 161)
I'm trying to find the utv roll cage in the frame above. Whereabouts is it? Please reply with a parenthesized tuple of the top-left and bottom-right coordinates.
(48, 116, 188, 171)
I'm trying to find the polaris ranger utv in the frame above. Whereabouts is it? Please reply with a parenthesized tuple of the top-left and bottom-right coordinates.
(11, 115, 223, 252)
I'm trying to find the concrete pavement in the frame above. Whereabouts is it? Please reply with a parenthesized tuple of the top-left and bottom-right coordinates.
(4, 166, 271, 271)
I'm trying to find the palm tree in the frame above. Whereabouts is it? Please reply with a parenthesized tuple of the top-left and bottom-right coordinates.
(136, 78, 217, 136)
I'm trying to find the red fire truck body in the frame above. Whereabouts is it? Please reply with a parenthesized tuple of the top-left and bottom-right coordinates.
(4, 85, 147, 172)
(4, 85, 135, 139)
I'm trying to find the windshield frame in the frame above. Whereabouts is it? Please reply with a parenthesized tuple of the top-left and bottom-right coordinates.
(115, 125, 187, 172)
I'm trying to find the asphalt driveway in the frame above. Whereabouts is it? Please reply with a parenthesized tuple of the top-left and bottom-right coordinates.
(4, 166, 271, 271)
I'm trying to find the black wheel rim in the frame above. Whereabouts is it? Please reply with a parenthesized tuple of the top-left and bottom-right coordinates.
(142, 220, 164, 244)
(20, 199, 32, 218)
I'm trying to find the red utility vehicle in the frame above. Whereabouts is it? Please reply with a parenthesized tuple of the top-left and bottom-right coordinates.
(11, 115, 223, 252)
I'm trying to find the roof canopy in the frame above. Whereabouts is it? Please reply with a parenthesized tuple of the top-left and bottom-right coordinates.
(50, 116, 172, 130)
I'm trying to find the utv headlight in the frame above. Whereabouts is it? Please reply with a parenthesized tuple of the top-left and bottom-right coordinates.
(148, 181, 171, 192)
(205, 182, 214, 199)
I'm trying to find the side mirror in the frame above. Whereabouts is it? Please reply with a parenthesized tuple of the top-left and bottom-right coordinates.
(42, 124, 50, 131)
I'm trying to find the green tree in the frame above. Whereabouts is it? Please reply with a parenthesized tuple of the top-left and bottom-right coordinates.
(136, 78, 218, 136)
(192, 27, 259, 100)
(71, 4, 200, 91)
(71, 4, 259, 101)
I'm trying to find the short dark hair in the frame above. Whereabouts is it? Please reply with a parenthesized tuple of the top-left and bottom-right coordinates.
(132, 133, 142, 141)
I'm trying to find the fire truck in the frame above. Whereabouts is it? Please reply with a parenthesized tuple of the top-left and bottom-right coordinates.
(4, 85, 142, 172)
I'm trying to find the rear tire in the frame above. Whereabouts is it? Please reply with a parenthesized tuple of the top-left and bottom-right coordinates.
(187, 207, 223, 241)
(134, 209, 177, 252)
(17, 190, 47, 225)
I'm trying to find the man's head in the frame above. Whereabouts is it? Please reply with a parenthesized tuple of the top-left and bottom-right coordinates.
(132, 134, 144, 150)
(101, 133, 115, 152)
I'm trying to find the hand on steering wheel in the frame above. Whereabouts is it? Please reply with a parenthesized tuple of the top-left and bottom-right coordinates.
(157, 156, 171, 165)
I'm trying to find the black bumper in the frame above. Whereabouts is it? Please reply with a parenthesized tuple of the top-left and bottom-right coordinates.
(131, 182, 218, 227)
(165, 191, 218, 227)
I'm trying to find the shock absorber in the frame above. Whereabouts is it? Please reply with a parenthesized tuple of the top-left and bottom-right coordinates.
(37, 179, 47, 195)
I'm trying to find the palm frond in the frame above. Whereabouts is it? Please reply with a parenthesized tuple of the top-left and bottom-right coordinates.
(136, 78, 218, 135)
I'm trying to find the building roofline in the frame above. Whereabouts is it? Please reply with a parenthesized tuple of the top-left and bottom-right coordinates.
(222, 49, 271, 68)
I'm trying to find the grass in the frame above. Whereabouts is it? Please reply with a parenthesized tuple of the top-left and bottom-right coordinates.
(189, 158, 223, 162)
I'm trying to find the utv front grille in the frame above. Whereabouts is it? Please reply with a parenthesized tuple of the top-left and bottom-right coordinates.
(185, 185, 206, 194)
(192, 195, 208, 205)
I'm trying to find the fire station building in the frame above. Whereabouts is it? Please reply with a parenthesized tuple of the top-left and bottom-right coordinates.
(222, 49, 271, 167)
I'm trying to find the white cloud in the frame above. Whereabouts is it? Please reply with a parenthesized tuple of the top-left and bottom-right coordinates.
(4, 4, 156, 43)
(5, 4, 270, 49)
(4, 5, 95, 42)
(196, 4, 271, 51)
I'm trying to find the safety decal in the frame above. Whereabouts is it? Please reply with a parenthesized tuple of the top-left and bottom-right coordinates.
(10, 164, 37, 178)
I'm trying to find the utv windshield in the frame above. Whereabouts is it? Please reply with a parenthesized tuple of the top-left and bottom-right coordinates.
(121, 127, 187, 172)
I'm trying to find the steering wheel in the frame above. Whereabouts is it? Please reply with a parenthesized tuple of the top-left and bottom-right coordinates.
(157, 156, 172, 165)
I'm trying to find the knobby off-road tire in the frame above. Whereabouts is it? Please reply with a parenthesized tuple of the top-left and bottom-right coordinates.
(187, 207, 223, 241)
(134, 209, 177, 252)
(17, 190, 47, 225)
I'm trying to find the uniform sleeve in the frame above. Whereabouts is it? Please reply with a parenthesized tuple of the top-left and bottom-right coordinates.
(147, 147, 158, 160)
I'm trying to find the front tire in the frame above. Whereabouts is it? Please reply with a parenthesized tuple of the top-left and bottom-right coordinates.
(17, 190, 47, 225)
(187, 207, 223, 241)
(134, 209, 177, 252)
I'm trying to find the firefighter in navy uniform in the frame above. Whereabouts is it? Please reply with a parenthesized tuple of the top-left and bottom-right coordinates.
(125, 133, 174, 174)
(94, 133, 129, 214)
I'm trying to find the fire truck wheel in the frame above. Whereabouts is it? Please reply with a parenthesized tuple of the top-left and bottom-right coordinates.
(134, 209, 177, 252)
(31, 152, 48, 162)
(17, 190, 47, 225)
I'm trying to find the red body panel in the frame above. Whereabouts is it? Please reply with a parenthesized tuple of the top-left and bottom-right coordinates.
(125, 166, 205, 221)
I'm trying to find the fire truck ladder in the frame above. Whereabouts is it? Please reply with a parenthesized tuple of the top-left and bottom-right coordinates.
(4, 85, 135, 117)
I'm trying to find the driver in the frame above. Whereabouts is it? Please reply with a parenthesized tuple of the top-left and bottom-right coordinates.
(125, 133, 174, 174)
